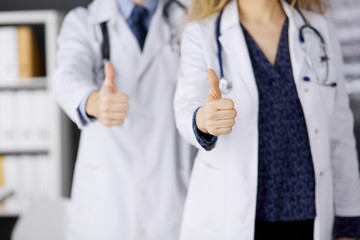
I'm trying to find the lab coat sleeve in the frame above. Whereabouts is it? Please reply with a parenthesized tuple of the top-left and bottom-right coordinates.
(174, 22, 211, 149)
(77, 90, 97, 126)
(335, 216, 360, 238)
(192, 107, 218, 150)
(52, 7, 99, 129)
(327, 20, 360, 217)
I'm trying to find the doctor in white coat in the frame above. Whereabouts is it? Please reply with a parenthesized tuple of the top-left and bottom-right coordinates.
(174, 0, 360, 239)
(52, 0, 195, 239)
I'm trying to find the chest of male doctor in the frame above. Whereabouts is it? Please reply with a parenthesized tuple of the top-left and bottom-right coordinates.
(52, 0, 195, 240)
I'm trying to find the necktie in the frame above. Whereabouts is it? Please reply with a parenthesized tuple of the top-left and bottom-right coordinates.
(128, 6, 149, 50)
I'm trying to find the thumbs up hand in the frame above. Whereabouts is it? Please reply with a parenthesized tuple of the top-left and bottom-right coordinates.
(196, 69, 237, 136)
(85, 62, 129, 127)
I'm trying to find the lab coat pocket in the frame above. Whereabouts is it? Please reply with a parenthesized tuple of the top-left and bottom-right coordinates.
(184, 159, 226, 237)
(306, 52, 336, 115)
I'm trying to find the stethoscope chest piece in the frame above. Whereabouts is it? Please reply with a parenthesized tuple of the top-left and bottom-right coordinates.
(219, 77, 232, 94)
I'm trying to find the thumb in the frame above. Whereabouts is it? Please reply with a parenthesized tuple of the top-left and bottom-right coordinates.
(207, 69, 222, 101)
(102, 62, 117, 93)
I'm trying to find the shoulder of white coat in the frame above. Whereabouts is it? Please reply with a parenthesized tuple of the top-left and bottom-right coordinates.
(302, 10, 338, 42)
(181, 13, 219, 44)
(59, 7, 94, 44)
(299, 9, 341, 55)
(62, 6, 91, 30)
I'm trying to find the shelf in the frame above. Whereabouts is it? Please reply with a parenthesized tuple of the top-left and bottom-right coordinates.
(0, 10, 71, 217)
(0, 77, 47, 91)
(0, 208, 20, 217)
(0, 149, 49, 156)
(0, 10, 60, 26)
(0, 189, 14, 203)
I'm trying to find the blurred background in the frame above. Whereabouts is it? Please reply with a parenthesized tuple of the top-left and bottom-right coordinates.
(0, 0, 359, 239)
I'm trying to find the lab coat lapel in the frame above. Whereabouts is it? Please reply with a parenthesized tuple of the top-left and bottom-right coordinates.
(115, 14, 143, 57)
(218, 0, 258, 109)
(136, 0, 170, 80)
(89, 0, 141, 57)
(281, 0, 306, 85)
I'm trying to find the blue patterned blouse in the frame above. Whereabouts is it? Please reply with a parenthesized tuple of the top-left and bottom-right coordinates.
(242, 18, 316, 221)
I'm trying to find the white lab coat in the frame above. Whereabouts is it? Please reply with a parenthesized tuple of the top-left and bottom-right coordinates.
(174, 1, 360, 240)
(52, 0, 195, 239)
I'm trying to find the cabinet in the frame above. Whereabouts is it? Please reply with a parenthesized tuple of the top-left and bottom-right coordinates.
(0, 10, 71, 217)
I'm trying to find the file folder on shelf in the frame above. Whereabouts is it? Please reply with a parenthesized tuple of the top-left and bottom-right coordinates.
(0, 27, 18, 85)
(17, 26, 43, 79)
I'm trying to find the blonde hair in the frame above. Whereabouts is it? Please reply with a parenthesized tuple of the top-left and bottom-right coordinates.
(188, 0, 328, 21)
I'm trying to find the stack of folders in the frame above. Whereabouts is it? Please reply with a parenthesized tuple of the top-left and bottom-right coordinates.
(0, 26, 42, 85)
(0, 90, 50, 151)
(0, 155, 54, 211)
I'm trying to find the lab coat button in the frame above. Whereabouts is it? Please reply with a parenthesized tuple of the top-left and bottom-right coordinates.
(304, 88, 309, 92)
(320, 172, 324, 176)
(315, 129, 319, 134)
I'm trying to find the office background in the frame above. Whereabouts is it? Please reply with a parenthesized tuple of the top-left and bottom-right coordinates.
(0, 0, 91, 11)
(0, 1, 91, 239)
(0, 0, 359, 239)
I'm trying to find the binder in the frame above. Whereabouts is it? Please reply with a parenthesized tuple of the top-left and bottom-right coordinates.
(17, 26, 42, 79)
(0, 27, 18, 84)
(22, 155, 34, 206)
(0, 155, 4, 187)
(0, 92, 17, 150)
(34, 90, 49, 149)
(3, 155, 18, 209)
(16, 91, 36, 149)
(0, 93, 4, 148)
(0, 156, 14, 204)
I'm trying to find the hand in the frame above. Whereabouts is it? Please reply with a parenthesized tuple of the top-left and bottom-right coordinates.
(196, 69, 237, 136)
(337, 238, 356, 240)
(86, 62, 129, 127)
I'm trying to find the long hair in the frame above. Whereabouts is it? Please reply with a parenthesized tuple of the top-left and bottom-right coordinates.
(188, 0, 328, 21)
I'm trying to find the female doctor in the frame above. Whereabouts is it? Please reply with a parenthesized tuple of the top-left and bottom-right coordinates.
(52, 0, 195, 239)
(174, 0, 360, 239)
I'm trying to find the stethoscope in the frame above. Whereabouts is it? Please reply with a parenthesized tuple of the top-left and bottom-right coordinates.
(163, 0, 187, 52)
(216, 8, 336, 94)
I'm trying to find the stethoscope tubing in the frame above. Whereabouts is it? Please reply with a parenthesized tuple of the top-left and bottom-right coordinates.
(216, 6, 335, 94)
(216, 10, 225, 80)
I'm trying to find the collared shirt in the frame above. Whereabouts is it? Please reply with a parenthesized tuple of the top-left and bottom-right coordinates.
(116, 0, 158, 30)
(77, 0, 159, 126)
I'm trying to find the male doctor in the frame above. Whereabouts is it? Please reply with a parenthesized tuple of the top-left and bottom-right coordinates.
(52, 0, 195, 239)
